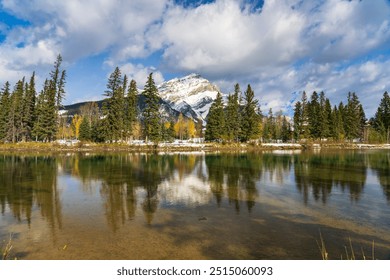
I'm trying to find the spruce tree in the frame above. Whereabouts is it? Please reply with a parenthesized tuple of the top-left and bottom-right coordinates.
(225, 83, 241, 142)
(318, 92, 330, 139)
(105, 67, 124, 142)
(142, 73, 161, 142)
(22, 72, 36, 141)
(79, 117, 91, 141)
(324, 98, 332, 139)
(50, 54, 66, 112)
(8, 79, 25, 142)
(293, 101, 302, 141)
(168, 119, 176, 141)
(263, 108, 275, 142)
(281, 116, 291, 142)
(94, 101, 110, 143)
(32, 84, 47, 141)
(125, 79, 138, 140)
(38, 55, 67, 142)
(373, 91, 390, 142)
(0, 82, 11, 141)
(240, 84, 260, 142)
(344, 92, 365, 140)
(301, 91, 309, 139)
(331, 105, 344, 141)
(307, 91, 320, 139)
(205, 92, 225, 141)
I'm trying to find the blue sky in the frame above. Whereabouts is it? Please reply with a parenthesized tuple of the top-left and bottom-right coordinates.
(1, 0, 390, 117)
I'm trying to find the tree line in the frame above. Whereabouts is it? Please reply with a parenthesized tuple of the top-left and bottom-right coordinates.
(0, 55, 65, 143)
(205, 85, 390, 144)
(293, 91, 390, 143)
(0, 57, 389, 144)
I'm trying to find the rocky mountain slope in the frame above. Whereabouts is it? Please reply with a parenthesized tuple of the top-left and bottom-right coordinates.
(64, 74, 221, 123)
(158, 73, 220, 123)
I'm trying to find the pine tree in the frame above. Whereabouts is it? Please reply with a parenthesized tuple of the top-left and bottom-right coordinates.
(45, 79, 58, 141)
(205, 92, 225, 141)
(307, 91, 320, 139)
(263, 108, 275, 142)
(301, 91, 309, 139)
(142, 73, 161, 142)
(281, 116, 291, 142)
(344, 92, 365, 140)
(324, 98, 332, 139)
(105, 67, 124, 142)
(8, 79, 25, 142)
(79, 117, 91, 141)
(125, 79, 138, 140)
(32, 83, 47, 141)
(0, 82, 11, 141)
(318, 92, 330, 139)
(168, 119, 176, 141)
(293, 101, 302, 141)
(34, 55, 67, 142)
(22, 72, 36, 141)
(373, 91, 390, 143)
(47, 54, 66, 115)
(240, 84, 260, 142)
(225, 83, 241, 142)
(331, 105, 344, 141)
(95, 101, 110, 142)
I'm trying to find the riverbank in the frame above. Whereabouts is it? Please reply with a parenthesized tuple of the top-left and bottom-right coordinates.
(0, 141, 389, 152)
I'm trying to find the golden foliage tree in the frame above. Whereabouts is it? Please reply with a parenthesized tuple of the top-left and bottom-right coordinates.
(71, 114, 83, 139)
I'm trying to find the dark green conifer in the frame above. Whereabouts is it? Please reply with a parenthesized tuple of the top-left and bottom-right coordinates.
(125, 79, 138, 140)
(225, 83, 241, 142)
(0, 82, 11, 141)
(22, 72, 36, 141)
(293, 101, 302, 141)
(105, 67, 124, 142)
(205, 92, 225, 141)
(373, 91, 390, 142)
(240, 84, 260, 142)
(79, 117, 91, 141)
(307, 91, 320, 139)
(142, 73, 161, 142)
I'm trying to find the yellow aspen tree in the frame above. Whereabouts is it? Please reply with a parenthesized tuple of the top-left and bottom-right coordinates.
(186, 119, 196, 139)
(71, 114, 83, 139)
(174, 113, 186, 140)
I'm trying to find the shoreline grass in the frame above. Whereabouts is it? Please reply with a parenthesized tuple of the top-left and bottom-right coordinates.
(317, 232, 376, 260)
(0, 141, 389, 153)
(1, 234, 13, 260)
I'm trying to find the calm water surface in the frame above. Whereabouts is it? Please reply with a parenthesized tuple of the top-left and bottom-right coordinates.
(0, 150, 389, 259)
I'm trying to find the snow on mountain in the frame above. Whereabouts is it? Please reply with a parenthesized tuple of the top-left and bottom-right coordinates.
(157, 73, 221, 123)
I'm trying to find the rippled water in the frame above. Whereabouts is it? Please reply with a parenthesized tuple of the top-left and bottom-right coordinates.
(0, 150, 389, 259)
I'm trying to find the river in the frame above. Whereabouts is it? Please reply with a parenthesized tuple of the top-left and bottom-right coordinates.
(0, 150, 389, 259)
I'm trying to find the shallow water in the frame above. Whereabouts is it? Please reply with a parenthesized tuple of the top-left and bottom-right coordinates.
(0, 150, 389, 259)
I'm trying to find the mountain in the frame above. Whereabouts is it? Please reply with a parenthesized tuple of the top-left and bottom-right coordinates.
(63, 74, 221, 124)
(158, 73, 220, 123)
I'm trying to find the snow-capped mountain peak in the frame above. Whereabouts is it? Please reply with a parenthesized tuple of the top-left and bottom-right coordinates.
(157, 73, 221, 123)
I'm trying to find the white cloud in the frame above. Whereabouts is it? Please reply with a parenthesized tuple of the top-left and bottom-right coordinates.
(1, 0, 390, 115)
(1, 0, 169, 62)
(120, 63, 165, 88)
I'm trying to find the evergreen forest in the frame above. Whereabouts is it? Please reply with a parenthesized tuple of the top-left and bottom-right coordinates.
(0, 56, 389, 144)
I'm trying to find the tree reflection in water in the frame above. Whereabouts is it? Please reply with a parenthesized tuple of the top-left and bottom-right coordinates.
(0, 154, 61, 233)
(294, 152, 368, 204)
(0, 151, 389, 233)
